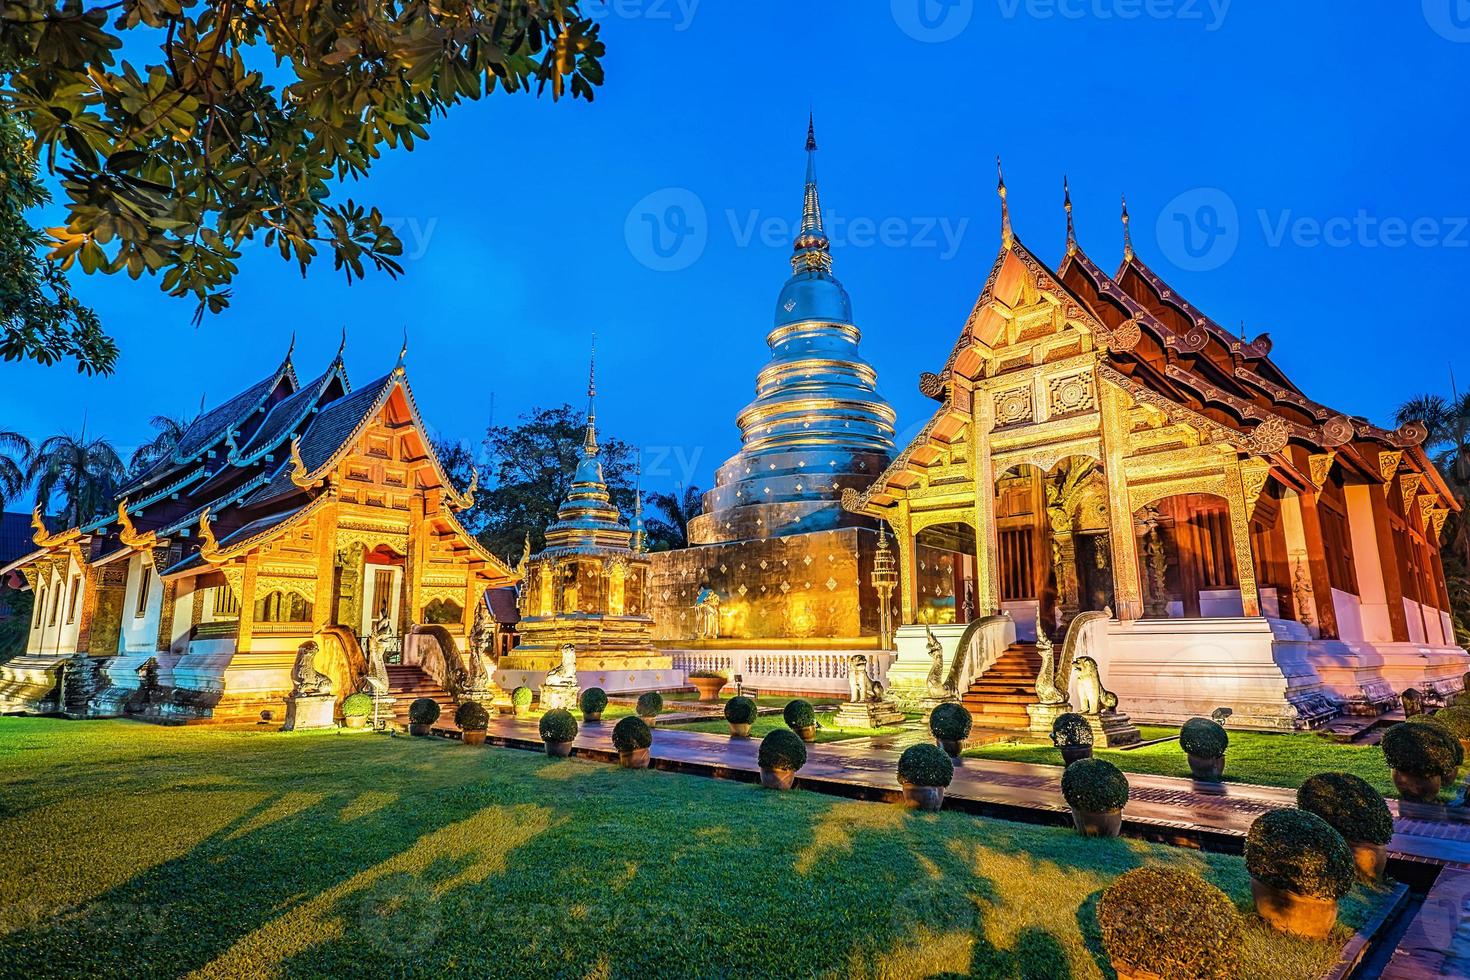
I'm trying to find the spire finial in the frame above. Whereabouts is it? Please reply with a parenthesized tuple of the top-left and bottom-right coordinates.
(806, 112, 816, 151)
(583, 334, 598, 458)
(792, 117, 831, 273)
(997, 156, 1012, 248)
(336, 326, 347, 359)
(1121, 193, 1134, 260)
(286, 330, 296, 361)
(395, 327, 408, 374)
(1064, 175, 1076, 255)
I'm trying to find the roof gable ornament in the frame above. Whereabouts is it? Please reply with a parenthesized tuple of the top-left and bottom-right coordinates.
(1063, 176, 1076, 256)
(289, 436, 314, 489)
(198, 507, 224, 563)
(447, 466, 479, 511)
(31, 506, 80, 549)
(117, 499, 158, 551)
(1121, 193, 1134, 261)
(997, 156, 1013, 249)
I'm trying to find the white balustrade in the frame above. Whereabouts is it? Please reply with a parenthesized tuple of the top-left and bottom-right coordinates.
(669, 650, 894, 696)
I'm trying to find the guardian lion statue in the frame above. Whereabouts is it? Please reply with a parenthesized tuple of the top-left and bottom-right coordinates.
(290, 641, 333, 697)
(540, 643, 580, 711)
(1072, 656, 1117, 714)
(847, 653, 886, 704)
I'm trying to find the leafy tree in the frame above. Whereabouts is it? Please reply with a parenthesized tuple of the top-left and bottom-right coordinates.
(431, 436, 485, 532)
(128, 413, 192, 476)
(645, 483, 703, 551)
(476, 404, 635, 558)
(0, 430, 34, 513)
(0, 588, 34, 660)
(27, 431, 125, 527)
(1, 0, 604, 367)
(1395, 392, 1470, 643)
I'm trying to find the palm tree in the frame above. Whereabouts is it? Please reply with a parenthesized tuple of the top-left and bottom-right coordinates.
(27, 432, 125, 528)
(129, 414, 192, 475)
(644, 484, 703, 551)
(0, 430, 33, 513)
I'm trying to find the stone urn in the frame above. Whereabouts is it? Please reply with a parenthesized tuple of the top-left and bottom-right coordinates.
(462, 730, 487, 747)
(795, 725, 816, 743)
(1187, 753, 1225, 781)
(514, 705, 531, 719)
(1392, 768, 1442, 803)
(1060, 745, 1093, 766)
(936, 738, 965, 758)
(619, 747, 650, 769)
(344, 715, 367, 730)
(583, 710, 603, 723)
(1249, 877, 1337, 938)
(900, 782, 945, 812)
(1070, 807, 1123, 838)
(760, 767, 797, 790)
(729, 722, 752, 737)
(545, 740, 573, 758)
(689, 676, 726, 701)
(1349, 841, 1387, 882)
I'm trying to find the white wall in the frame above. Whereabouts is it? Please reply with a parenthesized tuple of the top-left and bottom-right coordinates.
(118, 554, 164, 655)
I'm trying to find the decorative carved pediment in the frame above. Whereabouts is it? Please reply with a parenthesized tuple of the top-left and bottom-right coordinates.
(1307, 452, 1335, 490)
(1399, 473, 1422, 511)
(1378, 450, 1404, 484)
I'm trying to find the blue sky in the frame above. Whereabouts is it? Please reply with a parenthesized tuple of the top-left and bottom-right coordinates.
(6, 1, 1470, 496)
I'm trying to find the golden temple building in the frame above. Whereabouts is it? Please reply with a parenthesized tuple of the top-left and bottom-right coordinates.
(0, 341, 515, 723)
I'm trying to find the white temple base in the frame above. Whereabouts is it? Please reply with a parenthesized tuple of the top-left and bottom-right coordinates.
(0, 653, 66, 713)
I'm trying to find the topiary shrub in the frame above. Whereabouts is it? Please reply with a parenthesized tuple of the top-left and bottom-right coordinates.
(1099, 867, 1242, 980)
(1050, 712, 1095, 747)
(636, 691, 664, 717)
(1387, 719, 1461, 778)
(454, 700, 489, 731)
(1245, 808, 1355, 900)
(898, 743, 954, 787)
(1061, 758, 1130, 813)
(539, 708, 579, 743)
(1434, 705, 1470, 742)
(783, 699, 815, 730)
(611, 715, 652, 752)
(1297, 772, 1393, 845)
(511, 686, 533, 709)
(1180, 717, 1229, 758)
(408, 697, 441, 726)
(929, 702, 973, 742)
(341, 692, 373, 718)
(759, 728, 807, 771)
(688, 669, 728, 680)
(579, 687, 608, 715)
(725, 695, 758, 725)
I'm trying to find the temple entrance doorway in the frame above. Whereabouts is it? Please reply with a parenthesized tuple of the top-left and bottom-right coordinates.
(913, 522, 977, 625)
(360, 546, 406, 662)
(1135, 494, 1238, 618)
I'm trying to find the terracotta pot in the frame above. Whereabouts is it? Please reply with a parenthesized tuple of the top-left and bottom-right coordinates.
(1249, 876, 1337, 938)
(462, 730, 486, 746)
(1392, 768, 1443, 803)
(796, 725, 816, 743)
(545, 739, 573, 758)
(690, 677, 726, 701)
(408, 723, 432, 737)
(936, 738, 965, 758)
(760, 766, 797, 790)
(1070, 807, 1122, 837)
(729, 722, 752, 737)
(1060, 745, 1093, 766)
(583, 711, 603, 723)
(1350, 841, 1387, 882)
(343, 715, 367, 729)
(513, 706, 530, 718)
(638, 713, 658, 728)
(618, 747, 650, 769)
(1187, 753, 1225, 781)
(900, 782, 945, 811)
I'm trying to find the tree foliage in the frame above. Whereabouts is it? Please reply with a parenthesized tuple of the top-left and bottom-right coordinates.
(128, 413, 191, 475)
(1, 0, 604, 365)
(27, 430, 125, 526)
(0, 430, 34, 513)
(1394, 391, 1470, 643)
(645, 483, 702, 551)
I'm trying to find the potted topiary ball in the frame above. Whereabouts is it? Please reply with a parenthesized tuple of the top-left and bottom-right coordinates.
(538, 708, 579, 757)
(1297, 771, 1395, 881)
(757, 728, 807, 790)
(407, 697, 440, 736)
(1099, 867, 1242, 980)
(1435, 705, 1470, 756)
(612, 715, 653, 768)
(929, 702, 972, 758)
(510, 685, 533, 718)
(454, 700, 489, 746)
(1050, 712, 1095, 765)
(1180, 717, 1229, 781)
(687, 669, 728, 702)
(579, 687, 608, 723)
(1244, 808, 1355, 938)
(897, 743, 954, 811)
(784, 699, 817, 743)
(1406, 713, 1465, 780)
(1383, 720, 1458, 802)
(341, 692, 373, 729)
(725, 695, 758, 737)
(636, 691, 664, 725)
(1060, 757, 1129, 837)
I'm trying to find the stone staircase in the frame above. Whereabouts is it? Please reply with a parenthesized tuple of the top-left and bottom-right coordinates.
(960, 641, 1041, 731)
(385, 665, 456, 730)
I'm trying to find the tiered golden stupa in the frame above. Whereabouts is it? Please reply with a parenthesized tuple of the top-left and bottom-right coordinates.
(495, 349, 669, 695)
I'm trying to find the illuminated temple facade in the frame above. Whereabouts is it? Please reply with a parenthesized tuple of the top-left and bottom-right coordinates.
(844, 178, 1466, 729)
(647, 122, 901, 677)
(0, 343, 515, 721)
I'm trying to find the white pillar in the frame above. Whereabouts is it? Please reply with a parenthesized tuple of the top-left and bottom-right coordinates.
(1344, 484, 1393, 643)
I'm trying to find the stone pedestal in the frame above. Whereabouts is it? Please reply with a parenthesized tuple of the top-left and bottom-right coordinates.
(282, 693, 336, 731)
(1025, 701, 1074, 739)
(833, 699, 905, 728)
(539, 684, 579, 712)
(1084, 710, 1141, 747)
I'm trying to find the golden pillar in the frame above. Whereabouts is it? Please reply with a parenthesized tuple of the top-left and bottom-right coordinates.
(1101, 382, 1142, 621)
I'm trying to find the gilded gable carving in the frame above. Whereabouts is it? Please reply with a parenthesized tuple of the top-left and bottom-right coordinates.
(1047, 372, 1095, 418)
(993, 386, 1033, 427)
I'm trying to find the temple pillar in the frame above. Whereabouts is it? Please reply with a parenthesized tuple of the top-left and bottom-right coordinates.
(463, 561, 483, 638)
(74, 563, 99, 655)
(155, 573, 176, 652)
(235, 555, 260, 654)
(893, 507, 917, 625)
(1101, 383, 1142, 621)
(1223, 463, 1261, 618)
(311, 502, 339, 633)
(972, 397, 1001, 616)
(405, 496, 426, 632)
(1293, 492, 1340, 639)
(1344, 483, 1396, 643)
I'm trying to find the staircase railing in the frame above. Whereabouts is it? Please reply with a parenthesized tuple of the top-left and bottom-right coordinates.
(943, 613, 1017, 695)
(316, 625, 368, 698)
(408, 624, 469, 702)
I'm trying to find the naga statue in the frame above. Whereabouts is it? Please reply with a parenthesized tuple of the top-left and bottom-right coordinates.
(1036, 609, 1113, 708)
(924, 626, 953, 701)
(1034, 632, 1065, 704)
(290, 641, 333, 697)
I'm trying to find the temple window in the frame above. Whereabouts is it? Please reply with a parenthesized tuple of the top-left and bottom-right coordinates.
(33, 587, 44, 630)
(66, 577, 81, 624)
(421, 598, 463, 624)
(254, 590, 313, 623)
(212, 585, 241, 618)
(49, 582, 61, 626)
(135, 566, 153, 618)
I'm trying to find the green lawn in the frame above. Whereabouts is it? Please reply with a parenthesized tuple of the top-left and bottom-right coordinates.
(0, 718, 1391, 979)
(964, 724, 1459, 800)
